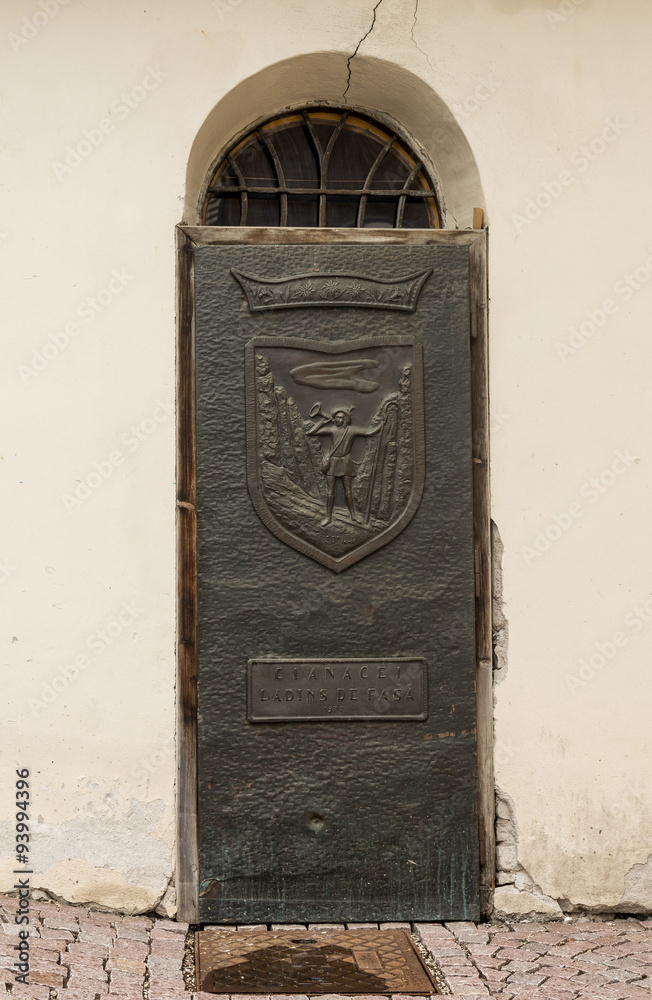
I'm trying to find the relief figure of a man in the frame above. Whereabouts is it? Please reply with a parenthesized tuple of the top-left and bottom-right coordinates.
(307, 407, 381, 526)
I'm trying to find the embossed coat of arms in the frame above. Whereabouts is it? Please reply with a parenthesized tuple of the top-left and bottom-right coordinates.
(245, 335, 425, 572)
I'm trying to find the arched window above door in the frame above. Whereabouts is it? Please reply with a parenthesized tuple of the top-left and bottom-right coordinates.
(201, 107, 441, 229)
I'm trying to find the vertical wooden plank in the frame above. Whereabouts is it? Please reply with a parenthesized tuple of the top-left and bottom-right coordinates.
(176, 226, 199, 923)
(469, 231, 495, 918)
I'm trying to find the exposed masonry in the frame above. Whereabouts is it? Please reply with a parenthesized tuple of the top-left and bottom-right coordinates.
(494, 787, 563, 915)
(492, 524, 562, 915)
(495, 787, 519, 888)
(492, 520, 523, 903)
(491, 522, 552, 917)
(492, 521, 508, 689)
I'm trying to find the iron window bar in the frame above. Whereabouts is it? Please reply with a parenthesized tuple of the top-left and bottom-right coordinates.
(357, 136, 398, 228)
(202, 108, 440, 229)
(208, 187, 438, 197)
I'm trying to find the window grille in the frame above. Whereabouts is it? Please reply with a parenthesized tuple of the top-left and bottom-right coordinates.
(202, 108, 440, 229)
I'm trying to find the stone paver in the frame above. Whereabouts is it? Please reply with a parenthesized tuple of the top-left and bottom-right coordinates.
(0, 894, 650, 998)
(418, 918, 652, 999)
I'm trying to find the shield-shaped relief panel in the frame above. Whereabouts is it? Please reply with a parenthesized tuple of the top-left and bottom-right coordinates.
(245, 336, 424, 572)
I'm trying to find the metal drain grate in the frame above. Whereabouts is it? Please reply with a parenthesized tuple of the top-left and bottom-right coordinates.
(195, 927, 439, 995)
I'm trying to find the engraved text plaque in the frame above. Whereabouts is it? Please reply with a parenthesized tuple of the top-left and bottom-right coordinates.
(248, 658, 428, 722)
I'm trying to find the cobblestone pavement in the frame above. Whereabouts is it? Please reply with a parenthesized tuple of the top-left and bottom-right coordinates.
(0, 895, 651, 999)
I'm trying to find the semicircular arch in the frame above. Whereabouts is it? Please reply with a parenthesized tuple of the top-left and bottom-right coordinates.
(183, 51, 485, 229)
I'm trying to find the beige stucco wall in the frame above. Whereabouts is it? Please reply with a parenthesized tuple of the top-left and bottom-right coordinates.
(2, 0, 651, 916)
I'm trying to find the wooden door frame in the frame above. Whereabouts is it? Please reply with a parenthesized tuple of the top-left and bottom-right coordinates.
(175, 225, 494, 922)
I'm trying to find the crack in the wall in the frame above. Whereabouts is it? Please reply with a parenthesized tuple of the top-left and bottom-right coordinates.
(343, 0, 385, 102)
(410, 0, 435, 76)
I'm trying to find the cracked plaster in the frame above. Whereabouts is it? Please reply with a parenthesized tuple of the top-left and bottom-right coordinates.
(410, 0, 435, 76)
(344, 0, 385, 101)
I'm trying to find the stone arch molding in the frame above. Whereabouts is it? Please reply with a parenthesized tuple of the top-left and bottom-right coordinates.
(183, 52, 485, 229)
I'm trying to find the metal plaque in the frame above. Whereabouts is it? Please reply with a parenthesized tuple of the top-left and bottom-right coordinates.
(248, 658, 427, 721)
(246, 336, 424, 571)
(195, 928, 438, 995)
(195, 241, 478, 923)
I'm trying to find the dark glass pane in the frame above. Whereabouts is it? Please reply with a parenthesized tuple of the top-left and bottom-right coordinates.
(325, 196, 359, 228)
(363, 198, 398, 228)
(311, 120, 338, 151)
(327, 128, 381, 190)
(271, 125, 319, 189)
(287, 195, 319, 227)
(233, 138, 276, 188)
(204, 194, 240, 226)
(246, 195, 280, 226)
(212, 163, 239, 189)
(402, 198, 431, 229)
(373, 147, 413, 190)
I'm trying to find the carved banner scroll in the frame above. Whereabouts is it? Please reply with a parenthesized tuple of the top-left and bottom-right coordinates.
(232, 268, 432, 312)
(245, 335, 425, 573)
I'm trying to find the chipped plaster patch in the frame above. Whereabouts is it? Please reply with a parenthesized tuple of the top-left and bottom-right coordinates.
(619, 854, 652, 912)
(494, 884, 563, 919)
(156, 873, 177, 917)
(32, 858, 162, 914)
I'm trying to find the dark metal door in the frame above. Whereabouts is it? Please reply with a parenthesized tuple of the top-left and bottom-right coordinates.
(187, 232, 483, 923)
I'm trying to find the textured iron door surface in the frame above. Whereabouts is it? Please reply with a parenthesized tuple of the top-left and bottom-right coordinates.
(194, 241, 478, 923)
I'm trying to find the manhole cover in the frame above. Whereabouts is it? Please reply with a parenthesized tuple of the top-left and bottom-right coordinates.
(195, 927, 439, 994)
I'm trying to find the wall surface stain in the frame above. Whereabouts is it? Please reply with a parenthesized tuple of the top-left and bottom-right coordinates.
(0, 798, 173, 914)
